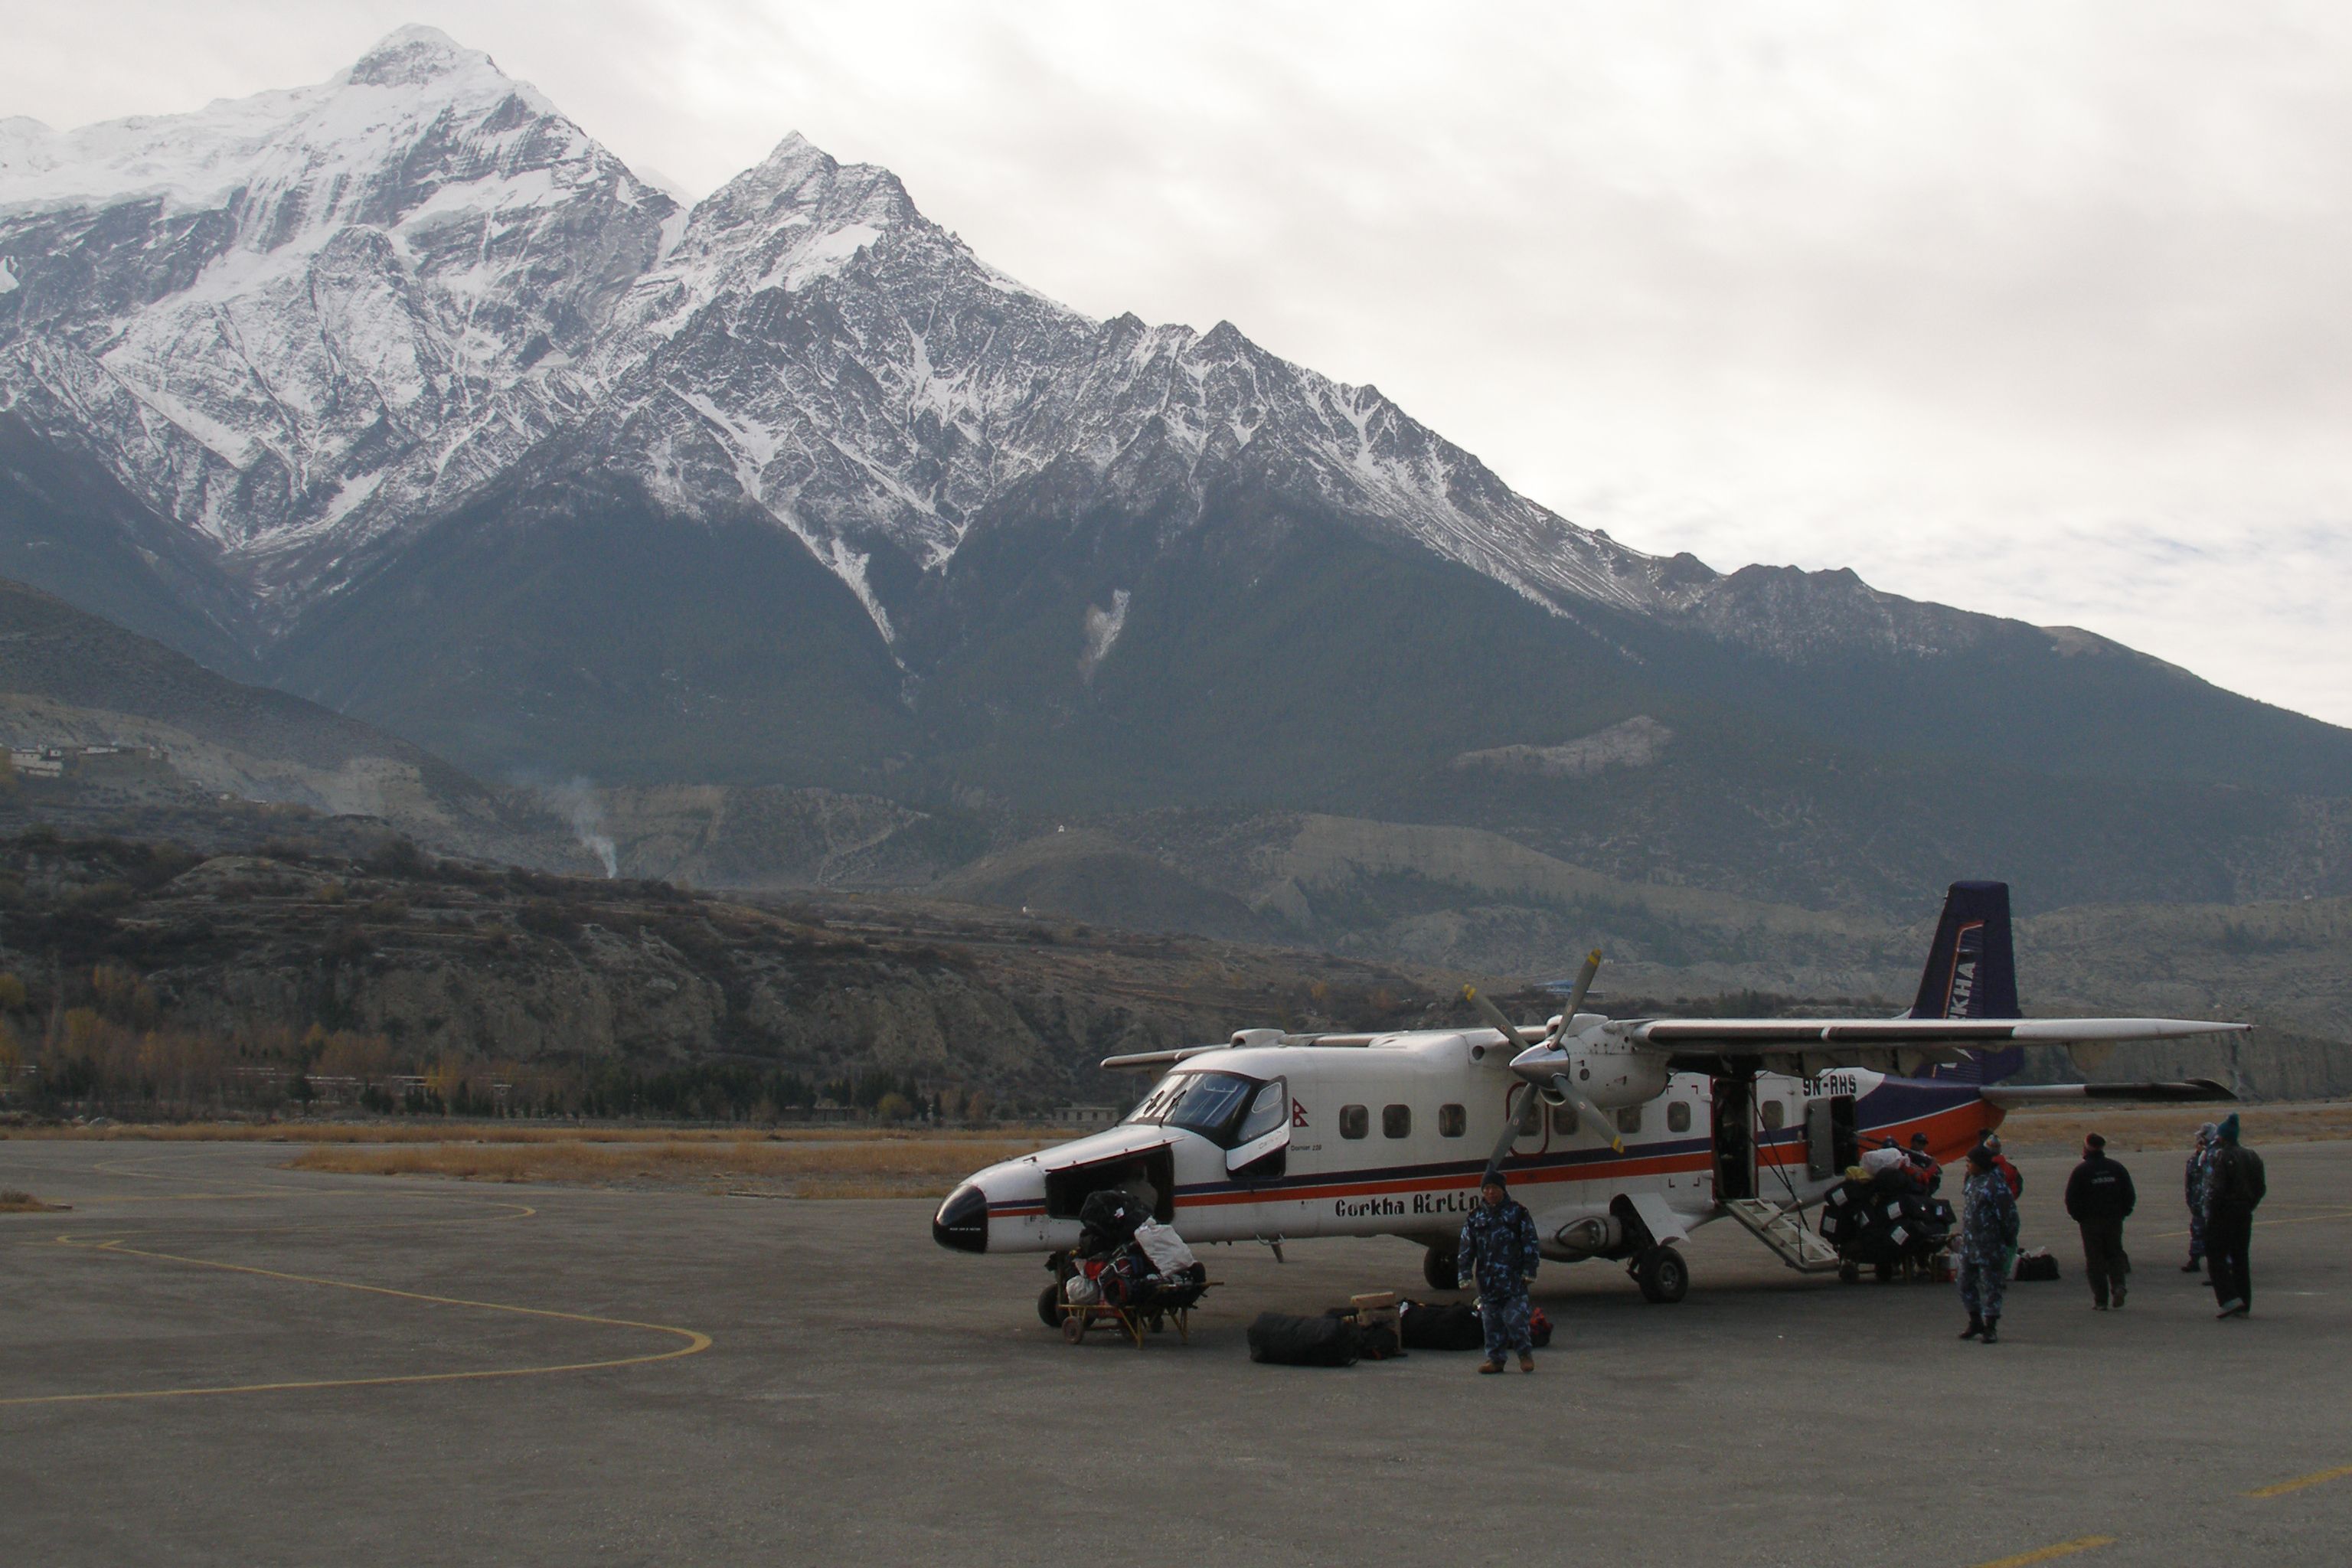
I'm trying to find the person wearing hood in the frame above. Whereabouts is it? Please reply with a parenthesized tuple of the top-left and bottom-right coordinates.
(2203, 1114, 2266, 1318)
(2063, 1133, 2138, 1310)
(2183, 1124, 2216, 1272)
(1457, 1170, 1542, 1374)
(1974, 1129, 2024, 1198)
(1958, 1143, 2020, 1344)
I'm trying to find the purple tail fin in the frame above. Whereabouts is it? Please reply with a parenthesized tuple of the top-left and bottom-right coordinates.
(1914, 881, 2025, 1084)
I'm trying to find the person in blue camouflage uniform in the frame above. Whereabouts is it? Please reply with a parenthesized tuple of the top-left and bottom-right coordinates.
(1957, 1143, 2019, 1344)
(2181, 1123, 2216, 1272)
(1457, 1171, 1541, 1374)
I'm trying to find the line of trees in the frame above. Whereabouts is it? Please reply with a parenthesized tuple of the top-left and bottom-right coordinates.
(0, 965, 998, 1125)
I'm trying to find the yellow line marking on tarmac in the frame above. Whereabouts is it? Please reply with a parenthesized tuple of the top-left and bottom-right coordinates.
(2248, 1463, 2352, 1499)
(1965, 1537, 2115, 1568)
(0, 1234, 709, 1409)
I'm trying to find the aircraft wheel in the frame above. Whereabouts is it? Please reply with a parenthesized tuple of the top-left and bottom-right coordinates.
(1838, 1260, 1861, 1285)
(1037, 1284, 1068, 1328)
(1423, 1241, 1461, 1292)
(1635, 1246, 1690, 1304)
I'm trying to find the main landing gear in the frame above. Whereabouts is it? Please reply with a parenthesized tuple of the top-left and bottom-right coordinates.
(1632, 1245, 1690, 1304)
(1423, 1240, 1460, 1292)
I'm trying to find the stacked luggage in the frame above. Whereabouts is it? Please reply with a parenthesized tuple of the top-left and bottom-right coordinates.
(1816, 1165, 1955, 1275)
(1055, 1191, 1210, 1331)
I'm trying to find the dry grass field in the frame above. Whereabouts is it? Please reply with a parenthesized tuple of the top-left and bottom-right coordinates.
(5, 1119, 1053, 1145)
(1994, 1099, 2352, 1151)
(282, 1133, 1055, 1197)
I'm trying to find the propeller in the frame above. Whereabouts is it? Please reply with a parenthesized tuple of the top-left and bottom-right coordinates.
(1558, 948, 1602, 1022)
(1478, 1080, 1542, 1179)
(1462, 966, 1625, 1159)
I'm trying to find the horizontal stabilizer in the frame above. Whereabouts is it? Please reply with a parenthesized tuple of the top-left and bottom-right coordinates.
(1983, 1078, 2236, 1106)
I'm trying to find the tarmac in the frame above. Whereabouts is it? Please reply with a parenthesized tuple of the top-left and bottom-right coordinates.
(4, 1137, 2349, 1567)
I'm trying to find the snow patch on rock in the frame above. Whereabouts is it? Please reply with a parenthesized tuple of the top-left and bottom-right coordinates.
(1080, 590, 1132, 681)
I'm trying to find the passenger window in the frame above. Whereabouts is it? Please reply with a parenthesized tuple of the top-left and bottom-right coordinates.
(1668, 1101, 1692, 1133)
(1760, 1099, 1785, 1129)
(1382, 1104, 1411, 1138)
(1340, 1104, 1368, 1139)
(1438, 1103, 1466, 1138)
(1550, 1102, 1579, 1136)
(1615, 1106, 1642, 1135)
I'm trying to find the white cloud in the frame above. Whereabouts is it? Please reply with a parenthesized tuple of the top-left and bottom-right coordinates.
(8, 1, 2349, 722)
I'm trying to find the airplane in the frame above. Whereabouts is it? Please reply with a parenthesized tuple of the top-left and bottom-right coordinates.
(933, 882, 2244, 1316)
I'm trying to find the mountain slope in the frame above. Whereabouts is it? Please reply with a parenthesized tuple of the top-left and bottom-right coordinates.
(0, 574, 587, 867)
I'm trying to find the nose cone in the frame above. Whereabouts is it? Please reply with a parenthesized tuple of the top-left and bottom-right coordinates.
(1510, 1041, 1569, 1083)
(932, 1181, 988, 1253)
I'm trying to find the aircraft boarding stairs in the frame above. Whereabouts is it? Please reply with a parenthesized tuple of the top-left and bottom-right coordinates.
(1720, 1197, 1843, 1273)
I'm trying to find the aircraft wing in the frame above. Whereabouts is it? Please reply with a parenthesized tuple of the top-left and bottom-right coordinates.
(1625, 1016, 2248, 1076)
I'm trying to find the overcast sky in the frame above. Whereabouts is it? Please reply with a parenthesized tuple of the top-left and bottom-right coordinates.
(8, 2, 2349, 725)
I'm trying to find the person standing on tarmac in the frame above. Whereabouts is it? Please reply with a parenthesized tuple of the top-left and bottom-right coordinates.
(2203, 1114, 2267, 1319)
(1958, 1144, 2019, 1344)
(1458, 1171, 1541, 1374)
(2063, 1133, 2138, 1310)
(2182, 1124, 2216, 1272)
(1905, 1132, 1943, 1194)
(1973, 1130, 2025, 1196)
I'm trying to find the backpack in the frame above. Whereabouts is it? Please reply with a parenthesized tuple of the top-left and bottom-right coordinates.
(1527, 1306, 1553, 1349)
(1248, 1312, 1360, 1367)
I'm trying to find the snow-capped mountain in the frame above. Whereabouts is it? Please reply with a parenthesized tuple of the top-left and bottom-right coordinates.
(0, 28, 673, 616)
(1, 25, 1687, 647)
(5, 25, 2351, 894)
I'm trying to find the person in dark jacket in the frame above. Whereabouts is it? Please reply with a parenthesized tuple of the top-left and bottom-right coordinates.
(2203, 1113, 2266, 1318)
(1458, 1171, 1542, 1374)
(2063, 1133, 2138, 1310)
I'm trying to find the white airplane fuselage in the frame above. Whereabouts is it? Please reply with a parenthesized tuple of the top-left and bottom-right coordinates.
(934, 1031, 1998, 1261)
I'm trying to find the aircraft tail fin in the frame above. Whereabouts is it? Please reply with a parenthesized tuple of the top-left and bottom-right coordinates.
(1913, 880, 2024, 1083)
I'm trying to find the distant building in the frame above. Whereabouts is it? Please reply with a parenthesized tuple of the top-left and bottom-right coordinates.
(1050, 1104, 1121, 1129)
(6, 743, 169, 781)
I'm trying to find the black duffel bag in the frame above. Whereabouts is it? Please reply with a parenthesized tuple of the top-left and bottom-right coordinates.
(1249, 1312, 1360, 1367)
(1397, 1299, 1485, 1351)
(1078, 1188, 1152, 1246)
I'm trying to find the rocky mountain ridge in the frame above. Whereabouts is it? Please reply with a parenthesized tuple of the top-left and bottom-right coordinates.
(5, 27, 2350, 910)
(4, 25, 2170, 669)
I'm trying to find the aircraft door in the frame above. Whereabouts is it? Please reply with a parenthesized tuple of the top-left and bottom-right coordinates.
(1227, 1077, 1289, 1182)
(1508, 1083, 1547, 1158)
(1805, 1093, 1858, 1180)
(1710, 1075, 1756, 1201)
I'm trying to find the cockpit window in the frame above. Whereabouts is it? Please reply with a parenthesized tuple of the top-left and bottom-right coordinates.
(1236, 1079, 1288, 1145)
(1126, 1070, 1271, 1148)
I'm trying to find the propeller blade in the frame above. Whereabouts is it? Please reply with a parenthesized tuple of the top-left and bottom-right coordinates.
(1559, 949, 1603, 1023)
(1462, 984, 1528, 1047)
(1483, 1084, 1540, 1175)
(1554, 1073, 1624, 1155)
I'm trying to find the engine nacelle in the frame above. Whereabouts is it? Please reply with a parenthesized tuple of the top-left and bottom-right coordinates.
(1552, 1039, 1669, 1110)
(1551, 1214, 1625, 1260)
